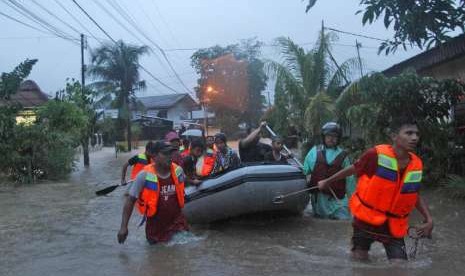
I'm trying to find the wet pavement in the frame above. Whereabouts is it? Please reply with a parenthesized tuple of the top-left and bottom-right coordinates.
(1, 147, 465, 276)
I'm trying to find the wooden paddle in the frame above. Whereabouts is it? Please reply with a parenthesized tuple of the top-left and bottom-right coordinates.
(95, 180, 135, 196)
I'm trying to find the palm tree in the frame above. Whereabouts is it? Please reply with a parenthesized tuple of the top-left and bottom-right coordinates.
(265, 29, 359, 143)
(88, 40, 149, 151)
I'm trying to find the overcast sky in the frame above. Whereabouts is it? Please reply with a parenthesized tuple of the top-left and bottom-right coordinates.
(0, 0, 422, 99)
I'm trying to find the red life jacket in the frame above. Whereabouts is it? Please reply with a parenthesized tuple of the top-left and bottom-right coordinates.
(309, 148, 348, 199)
(130, 153, 150, 180)
(136, 163, 185, 218)
(196, 148, 216, 177)
(349, 144, 422, 238)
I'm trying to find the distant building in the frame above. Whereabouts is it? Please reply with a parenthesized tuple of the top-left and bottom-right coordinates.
(383, 35, 465, 130)
(0, 80, 49, 124)
(133, 93, 200, 128)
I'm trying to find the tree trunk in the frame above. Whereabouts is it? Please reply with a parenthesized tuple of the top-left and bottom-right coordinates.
(82, 139, 90, 167)
(127, 116, 132, 151)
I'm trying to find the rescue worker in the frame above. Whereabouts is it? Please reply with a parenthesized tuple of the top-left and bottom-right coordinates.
(120, 141, 153, 184)
(181, 138, 204, 186)
(264, 135, 292, 164)
(165, 131, 183, 166)
(117, 141, 188, 244)
(211, 133, 241, 174)
(239, 121, 272, 163)
(317, 117, 434, 261)
(303, 122, 355, 220)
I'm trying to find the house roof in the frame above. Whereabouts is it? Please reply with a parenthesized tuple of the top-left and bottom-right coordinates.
(136, 93, 198, 109)
(0, 80, 49, 108)
(383, 35, 465, 77)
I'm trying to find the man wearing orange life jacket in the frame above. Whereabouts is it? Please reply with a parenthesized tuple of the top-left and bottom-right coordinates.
(120, 141, 154, 184)
(117, 140, 188, 244)
(317, 116, 433, 261)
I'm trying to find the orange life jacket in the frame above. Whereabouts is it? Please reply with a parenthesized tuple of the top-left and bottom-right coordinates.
(349, 144, 423, 238)
(136, 163, 185, 218)
(130, 153, 150, 180)
(196, 148, 217, 177)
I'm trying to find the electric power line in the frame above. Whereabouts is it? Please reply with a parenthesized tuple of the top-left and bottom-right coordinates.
(104, 0, 194, 96)
(3, 0, 78, 44)
(325, 27, 388, 42)
(71, 0, 183, 95)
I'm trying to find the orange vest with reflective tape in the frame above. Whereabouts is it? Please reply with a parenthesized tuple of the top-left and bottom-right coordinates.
(196, 148, 217, 177)
(130, 153, 150, 180)
(136, 163, 185, 218)
(349, 144, 422, 238)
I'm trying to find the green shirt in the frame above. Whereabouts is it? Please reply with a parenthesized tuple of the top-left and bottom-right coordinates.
(303, 145, 356, 219)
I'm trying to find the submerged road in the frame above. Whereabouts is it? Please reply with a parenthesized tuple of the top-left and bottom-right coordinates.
(1, 147, 464, 276)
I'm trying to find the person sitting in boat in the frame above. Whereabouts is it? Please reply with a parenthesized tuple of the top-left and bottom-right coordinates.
(206, 135, 216, 151)
(239, 121, 272, 163)
(120, 141, 153, 184)
(165, 131, 183, 166)
(303, 122, 356, 220)
(181, 138, 204, 186)
(195, 137, 217, 178)
(211, 132, 241, 174)
(179, 136, 190, 157)
(264, 135, 292, 164)
(117, 140, 189, 245)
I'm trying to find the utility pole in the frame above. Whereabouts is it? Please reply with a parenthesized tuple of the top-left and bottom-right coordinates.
(356, 39, 364, 78)
(81, 33, 90, 167)
(322, 20, 350, 86)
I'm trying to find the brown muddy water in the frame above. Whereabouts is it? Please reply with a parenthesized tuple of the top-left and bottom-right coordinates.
(1, 147, 465, 276)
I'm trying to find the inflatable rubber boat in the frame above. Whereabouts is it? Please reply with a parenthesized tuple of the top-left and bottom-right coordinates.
(184, 164, 309, 224)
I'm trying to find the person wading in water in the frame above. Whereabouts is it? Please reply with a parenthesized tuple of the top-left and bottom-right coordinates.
(304, 122, 356, 220)
(117, 141, 188, 244)
(120, 141, 153, 184)
(317, 116, 433, 261)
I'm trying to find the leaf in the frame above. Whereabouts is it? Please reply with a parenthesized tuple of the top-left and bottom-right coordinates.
(305, 0, 318, 12)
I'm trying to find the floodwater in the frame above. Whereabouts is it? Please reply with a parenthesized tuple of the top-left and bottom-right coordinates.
(1, 147, 465, 276)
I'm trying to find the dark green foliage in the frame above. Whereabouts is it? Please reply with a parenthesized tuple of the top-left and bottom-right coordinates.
(88, 40, 149, 151)
(0, 59, 37, 100)
(305, 0, 465, 54)
(337, 71, 465, 185)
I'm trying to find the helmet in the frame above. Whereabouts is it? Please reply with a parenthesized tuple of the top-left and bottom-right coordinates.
(321, 122, 342, 137)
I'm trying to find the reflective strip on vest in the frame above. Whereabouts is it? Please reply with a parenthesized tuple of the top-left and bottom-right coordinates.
(144, 173, 158, 191)
(401, 170, 422, 194)
(375, 154, 398, 182)
(137, 153, 149, 165)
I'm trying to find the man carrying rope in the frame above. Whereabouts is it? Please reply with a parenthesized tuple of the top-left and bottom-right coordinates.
(317, 116, 433, 261)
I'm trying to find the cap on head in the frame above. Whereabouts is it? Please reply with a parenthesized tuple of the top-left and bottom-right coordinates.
(164, 131, 180, 142)
(214, 132, 227, 144)
(148, 140, 176, 155)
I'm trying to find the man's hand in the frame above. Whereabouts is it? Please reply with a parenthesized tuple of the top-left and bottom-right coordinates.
(259, 121, 267, 130)
(416, 220, 433, 238)
(117, 227, 128, 244)
(192, 179, 202, 186)
(317, 179, 328, 191)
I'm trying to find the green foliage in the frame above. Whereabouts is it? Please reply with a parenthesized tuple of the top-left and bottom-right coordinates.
(305, 0, 465, 54)
(191, 38, 267, 131)
(337, 71, 465, 185)
(88, 40, 149, 150)
(37, 100, 88, 144)
(265, 32, 358, 142)
(0, 59, 38, 100)
(440, 174, 465, 199)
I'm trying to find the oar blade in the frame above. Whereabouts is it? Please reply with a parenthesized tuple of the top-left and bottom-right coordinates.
(95, 184, 119, 196)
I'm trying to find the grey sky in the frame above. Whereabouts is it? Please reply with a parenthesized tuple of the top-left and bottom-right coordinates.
(0, 0, 421, 98)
